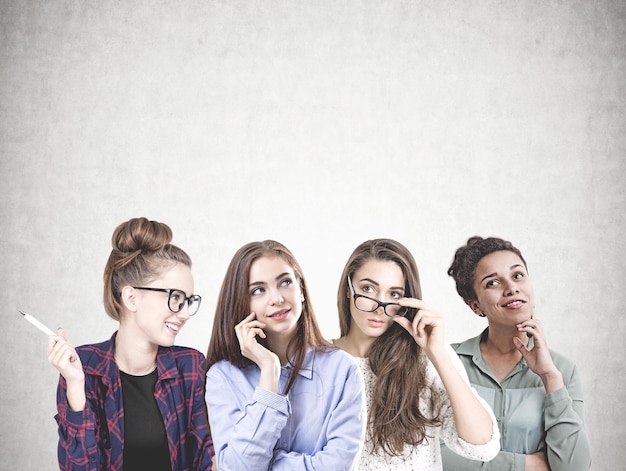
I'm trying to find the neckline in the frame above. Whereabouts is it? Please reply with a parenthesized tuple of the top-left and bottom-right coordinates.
(120, 364, 158, 378)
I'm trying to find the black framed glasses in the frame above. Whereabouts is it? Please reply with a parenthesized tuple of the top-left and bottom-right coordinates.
(347, 276, 409, 318)
(133, 287, 202, 316)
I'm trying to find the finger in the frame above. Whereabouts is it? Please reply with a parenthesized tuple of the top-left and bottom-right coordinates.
(243, 320, 268, 330)
(48, 328, 67, 354)
(47, 337, 68, 360)
(413, 310, 437, 333)
(412, 311, 427, 337)
(513, 336, 529, 356)
(236, 322, 267, 343)
(55, 343, 77, 365)
(47, 335, 58, 355)
(516, 322, 535, 338)
(398, 297, 429, 311)
(241, 312, 258, 323)
(531, 318, 544, 332)
(235, 312, 257, 329)
(392, 315, 413, 334)
(49, 342, 75, 368)
(416, 317, 429, 338)
(517, 320, 542, 339)
(248, 327, 266, 339)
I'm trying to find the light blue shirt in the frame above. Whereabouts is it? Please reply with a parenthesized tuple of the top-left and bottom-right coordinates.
(206, 347, 366, 470)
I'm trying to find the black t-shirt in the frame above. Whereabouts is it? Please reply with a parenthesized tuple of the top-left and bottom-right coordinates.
(120, 368, 171, 471)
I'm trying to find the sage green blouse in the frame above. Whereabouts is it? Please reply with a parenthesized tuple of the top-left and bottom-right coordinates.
(441, 328, 591, 470)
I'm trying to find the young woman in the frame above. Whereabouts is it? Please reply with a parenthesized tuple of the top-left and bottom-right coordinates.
(47, 217, 214, 471)
(333, 238, 500, 470)
(205, 240, 365, 470)
(442, 236, 592, 470)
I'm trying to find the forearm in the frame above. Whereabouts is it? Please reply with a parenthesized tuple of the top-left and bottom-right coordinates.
(258, 359, 280, 393)
(211, 413, 282, 469)
(65, 378, 87, 411)
(544, 388, 591, 471)
(206, 378, 287, 470)
(431, 348, 494, 444)
(55, 395, 99, 471)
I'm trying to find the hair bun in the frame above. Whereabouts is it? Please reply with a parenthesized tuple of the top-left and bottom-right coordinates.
(111, 217, 173, 253)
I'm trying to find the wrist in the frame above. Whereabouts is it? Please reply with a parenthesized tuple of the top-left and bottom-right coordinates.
(258, 361, 280, 393)
(66, 381, 86, 412)
(540, 370, 564, 393)
(423, 341, 447, 357)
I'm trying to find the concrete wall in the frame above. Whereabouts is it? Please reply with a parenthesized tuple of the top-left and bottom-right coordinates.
(2, 1, 624, 469)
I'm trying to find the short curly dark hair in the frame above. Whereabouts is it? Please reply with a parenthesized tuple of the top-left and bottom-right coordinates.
(448, 236, 527, 305)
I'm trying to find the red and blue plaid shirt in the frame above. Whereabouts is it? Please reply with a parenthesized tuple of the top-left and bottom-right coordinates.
(54, 332, 214, 470)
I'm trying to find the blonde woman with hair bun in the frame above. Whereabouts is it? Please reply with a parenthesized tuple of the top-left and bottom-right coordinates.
(47, 217, 214, 471)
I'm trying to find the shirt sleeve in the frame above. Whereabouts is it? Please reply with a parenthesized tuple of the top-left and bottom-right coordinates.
(441, 352, 592, 471)
(438, 345, 500, 462)
(544, 365, 592, 471)
(54, 375, 100, 471)
(206, 364, 289, 471)
(441, 444, 525, 469)
(441, 381, 592, 471)
(187, 354, 215, 471)
(270, 359, 365, 470)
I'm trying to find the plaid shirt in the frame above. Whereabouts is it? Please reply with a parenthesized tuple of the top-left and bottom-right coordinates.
(54, 332, 214, 471)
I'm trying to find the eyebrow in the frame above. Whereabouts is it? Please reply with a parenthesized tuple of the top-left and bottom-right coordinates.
(358, 277, 404, 291)
(249, 272, 292, 287)
(480, 264, 525, 283)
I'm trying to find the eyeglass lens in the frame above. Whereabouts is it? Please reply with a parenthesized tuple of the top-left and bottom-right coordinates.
(353, 296, 408, 317)
(168, 289, 201, 316)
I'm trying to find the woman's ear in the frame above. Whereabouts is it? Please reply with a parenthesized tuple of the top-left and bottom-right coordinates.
(120, 286, 138, 312)
(469, 300, 484, 317)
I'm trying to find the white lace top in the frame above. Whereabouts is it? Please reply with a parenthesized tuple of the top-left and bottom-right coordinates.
(353, 345, 499, 470)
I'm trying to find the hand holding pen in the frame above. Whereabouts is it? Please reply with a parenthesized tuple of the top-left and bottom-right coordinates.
(48, 328, 86, 412)
(47, 327, 85, 383)
(19, 310, 86, 411)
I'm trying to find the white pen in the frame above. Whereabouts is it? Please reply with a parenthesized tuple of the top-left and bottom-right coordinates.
(19, 310, 57, 336)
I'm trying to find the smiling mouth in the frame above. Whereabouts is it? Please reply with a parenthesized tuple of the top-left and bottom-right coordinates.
(165, 322, 180, 333)
(502, 300, 525, 308)
(268, 309, 289, 319)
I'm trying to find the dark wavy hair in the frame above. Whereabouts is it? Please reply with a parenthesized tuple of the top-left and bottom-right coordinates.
(337, 239, 442, 456)
(206, 240, 331, 394)
(102, 217, 192, 321)
(447, 236, 527, 305)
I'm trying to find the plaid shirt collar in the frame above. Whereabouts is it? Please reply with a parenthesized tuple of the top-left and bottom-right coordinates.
(82, 331, 181, 385)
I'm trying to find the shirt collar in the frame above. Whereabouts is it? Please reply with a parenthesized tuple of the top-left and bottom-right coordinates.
(455, 327, 530, 378)
(454, 328, 486, 357)
(156, 346, 180, 380)
(281, 346, 315, 380)
(81, 331, 179, 381)
(455, 327, 534, 358)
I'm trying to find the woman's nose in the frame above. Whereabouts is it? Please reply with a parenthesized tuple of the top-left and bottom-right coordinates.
(270, 291, 284, 306)
(176, 304, 191, 320)
(504, 282, 520, 296)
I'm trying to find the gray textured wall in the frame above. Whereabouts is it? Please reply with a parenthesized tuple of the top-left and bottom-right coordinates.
(2, 1, 624, 469)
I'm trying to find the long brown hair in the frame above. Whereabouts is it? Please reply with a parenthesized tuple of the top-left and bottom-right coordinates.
(206, 240, 330, 394)
(102, 217, 192, 321)
(337, 239, 442, 456)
